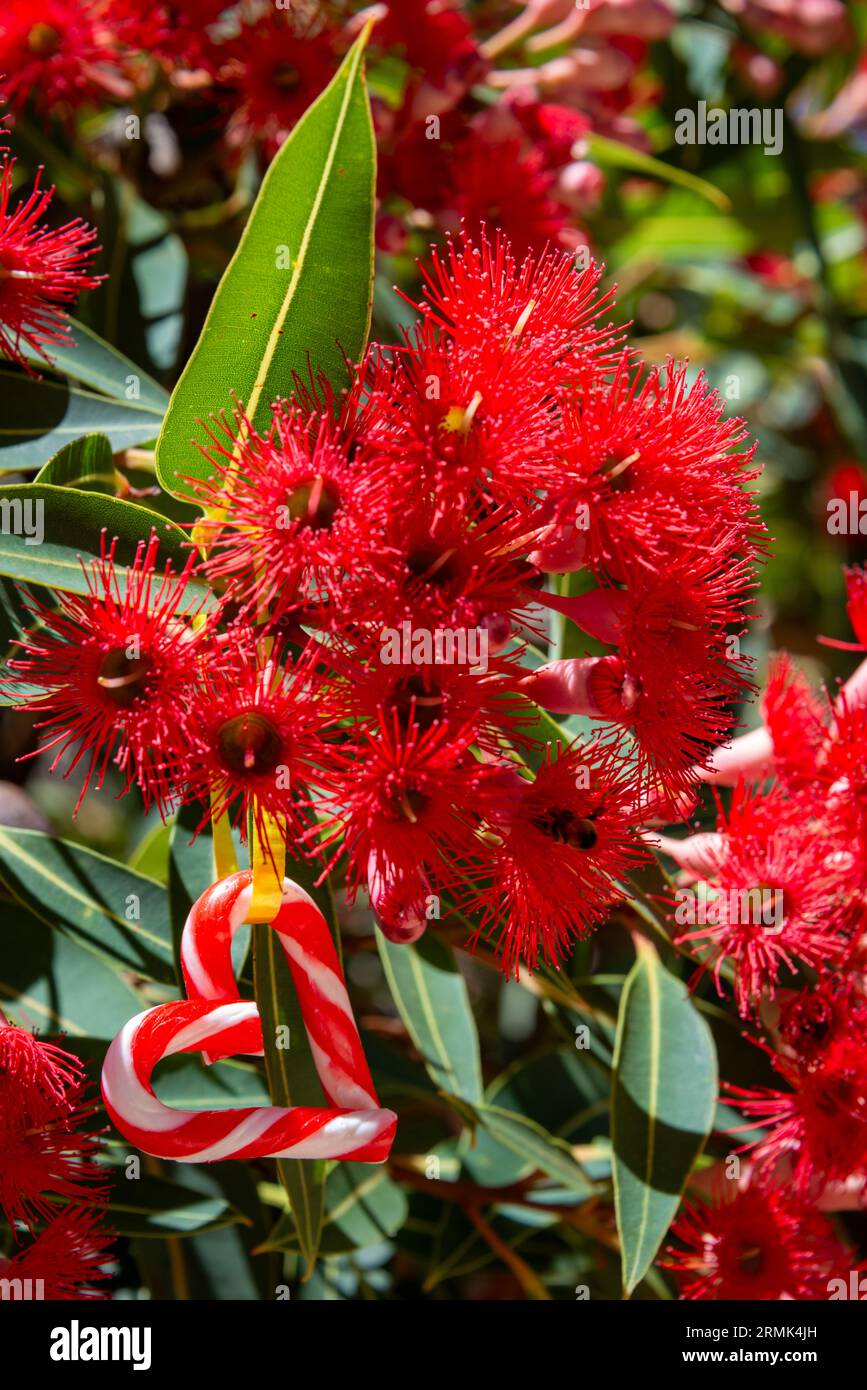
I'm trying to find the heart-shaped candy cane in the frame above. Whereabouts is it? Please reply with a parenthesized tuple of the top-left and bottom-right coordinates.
(101, 871, 396, 1163)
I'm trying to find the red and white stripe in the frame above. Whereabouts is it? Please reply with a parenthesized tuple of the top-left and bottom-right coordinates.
(101, 871, 396, 1163)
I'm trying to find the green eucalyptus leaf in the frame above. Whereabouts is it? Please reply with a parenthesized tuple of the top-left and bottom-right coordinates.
(106, 1175, 243, 1239)
(0, 902, 143, 1037)
(156, 28, 376, 496)
(588, 132, 732, 211)
(0, 483, 204, 596)
(35, 432, 116, 493)
(473, 1103, 592, 1196)
(376, 929, 483, 1104)
(22, 318, 169, 413)
(253, 921, 326, 1275)
(612, 940, 717, 1296)
(0, 827, 176, 985)
(258, 1163, 408, 1257)
(0, 369, 164, 471)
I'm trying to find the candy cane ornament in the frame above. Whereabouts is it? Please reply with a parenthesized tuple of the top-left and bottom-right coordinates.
(101, 871, 397, 1164)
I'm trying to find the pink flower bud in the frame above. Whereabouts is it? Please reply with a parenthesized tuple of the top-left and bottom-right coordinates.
(584, 0, 675, 41)
(528, 510, 588, 572)
(375, 213, 409, 255)
(695, 725, 775, 785)
(520, 657, 604, 716)
(556, 160, 605, 214)
(368, 853, 429, 945)
(541, 586, 624, 646)
(649, 831, 726, 881)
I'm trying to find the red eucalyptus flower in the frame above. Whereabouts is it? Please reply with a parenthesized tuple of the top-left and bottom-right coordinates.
(0, 1205, 114, 1300)
(0, 0, 114, 111)
(361, 318, 560, 508)
(413, 232, 621, 394)
(676, 822, 851, 1017)
(337, 631, 532, 756)
(0, 1023, 85, 1125)
(6, 534, 213, 815)
(759, 654, 827, 790)
(358, 489, 540, 641)
(174, 630, 337, 846)
(0, 159, 102, 370)
(446, 134, 571, 256)
(535, 356, 764, 576)
(361, 232, 620, 508)
(220, 11, 341, 153)
(731, 998, 867, 1192)
(192, 400, 388, 625)
(820, 563, 867, 652)
(374, 0, 483, 88)
(104, 0, 227, 70)
(664, 1174, 854, 1300)
(458, 738, 645, 973)
(316, 712, 493, 909)
(0, 1025, 108, 1233)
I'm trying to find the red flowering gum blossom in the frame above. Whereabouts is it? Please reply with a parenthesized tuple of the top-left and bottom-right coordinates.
(663, 1172, 855, 1300)
(455, 738, 646, 973)
(820, 563, 867, 651)
(0, 158, 102, 370)
(218, 11, 341, 153)
(5, 533, 214, 815)
(676, 822, 851, 1017)
(731, 987, 867, 1192)
(190, 398, 390, 625)
(535, 355, 765, 581)
(0, 0, 116, 111)
(0, 1024, 109, 1234)
(373, 0, 484, 89)
(0, 1205, 113, 1300)
(315, 713, 495, 922)
(173, 629, 338, 848)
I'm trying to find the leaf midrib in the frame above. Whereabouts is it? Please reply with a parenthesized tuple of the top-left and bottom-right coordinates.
(628, 955, 661, 1289)
(0, 831, 172, 958)
(244, 41, 364, 431)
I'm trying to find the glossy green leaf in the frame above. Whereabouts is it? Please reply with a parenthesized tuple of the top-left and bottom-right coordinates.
(156, 28, 376, 496)
(35, 432, 116, 493)
(0, 902, 142, 1037)
(0, 575, 47, 700)
(60, 1034, 271, 1110)
(153, 1054, 270, 1111)
(127, 1166, 269, 1299)
(258, 1163, 408, 1257)
(588, 132, 732, 211)
(0, 827, 176, 985)
(169, 801, 221, 973)
(377, 929, 483, 1104)
(23, 318, 170, 413)
(106, 1176, 243, 1238)
(474, 1103, 592, 1196)
(612, 940, 717, 1296)
(463, 1047, 609, 1187)
(254, 921, 326, 1275)
(0, 369, 164, 472)
(128, 820, 173, 883)
(0, 483, 202, 595)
